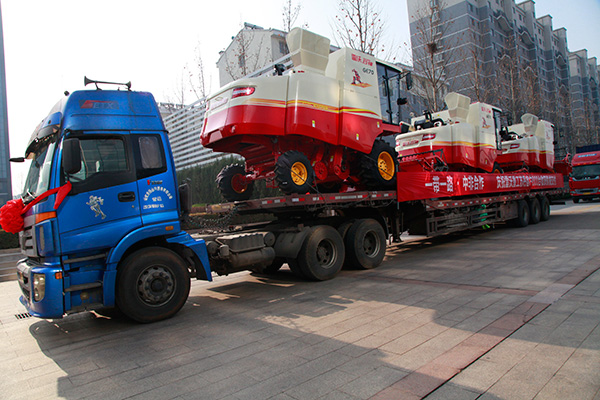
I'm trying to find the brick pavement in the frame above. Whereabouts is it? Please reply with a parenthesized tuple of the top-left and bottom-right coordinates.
(0, 201, 599, 400)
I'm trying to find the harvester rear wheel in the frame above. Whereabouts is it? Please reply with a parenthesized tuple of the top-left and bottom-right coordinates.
(216, 164, 254, 202)
(360, 141, 398, 190)
(275, 151, 315, 194)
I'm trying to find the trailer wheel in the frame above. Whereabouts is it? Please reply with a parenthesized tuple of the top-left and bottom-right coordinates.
(116, 247, 190, 323)
(216, 164, 254, 201)
(298, 225, 344, 281)
(360, 140, 398, 190)
(540, 196, 550, 221)
(513, 200, 530, 228)
(573, 198, 580, 204)
(345, 219, 386, 269)
(275, 151, 315, 194)
(528, 197, 541, 224)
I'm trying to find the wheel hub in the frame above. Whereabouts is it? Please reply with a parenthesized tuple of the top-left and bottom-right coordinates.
(231, 174, 248, 194)
(377, 152, 395, 181)
(137, 266, 175, 306)
(363, 231, 380, 257)
(316, 239, 336, 269)
(291, 161, 308, 185)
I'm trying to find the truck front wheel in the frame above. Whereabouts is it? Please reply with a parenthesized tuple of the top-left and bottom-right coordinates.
(298, 225, 344, 281)
(116, 247, 190, 323)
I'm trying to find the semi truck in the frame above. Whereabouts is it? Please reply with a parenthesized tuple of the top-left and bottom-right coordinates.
(4, 78, 565, 323)
(570, 150, 600, 202)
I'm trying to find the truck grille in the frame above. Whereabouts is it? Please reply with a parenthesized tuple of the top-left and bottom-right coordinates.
(20, 226, 35, 256)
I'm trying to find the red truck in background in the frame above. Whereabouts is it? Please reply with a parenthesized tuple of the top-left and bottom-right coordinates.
(570, 151, 600, 203)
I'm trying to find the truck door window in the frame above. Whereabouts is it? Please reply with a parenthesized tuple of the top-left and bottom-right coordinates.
(133, 134, 167, 179)
(65, 136, 135, 193)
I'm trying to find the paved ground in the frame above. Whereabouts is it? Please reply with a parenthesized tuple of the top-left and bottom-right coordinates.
(1, 201, 599, 400)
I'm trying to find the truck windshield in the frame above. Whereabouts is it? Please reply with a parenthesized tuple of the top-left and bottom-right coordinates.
(572, 164, 600, 179)
(22, 139, 57, 202)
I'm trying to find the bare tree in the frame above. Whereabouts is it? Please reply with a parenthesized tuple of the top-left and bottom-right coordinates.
(411, 0, 457, 110)
(282, 0, 301, 32)
(333, 0, 386, 57)
(224, 27, 266, 81)
(187, 43, 210, 100)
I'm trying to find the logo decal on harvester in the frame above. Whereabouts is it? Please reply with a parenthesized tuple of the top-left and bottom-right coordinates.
(86, 195, 106, 219)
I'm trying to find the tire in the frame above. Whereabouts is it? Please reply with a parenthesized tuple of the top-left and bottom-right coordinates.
(297, 225, 345, 281)
(359, 140, 398, 190)
(492, 162, 504, 174)
(337, 220, 354, 241)
(528, 197, 541, 225)
(275, 151, 315, 194)
(513, 199, 529, 228)
(573, 198, 580, 204)
(116, 247, 190, 323)
(216, 164, 254, 202)
(540, 196, 550, 221)
(344, 219, 386, 269)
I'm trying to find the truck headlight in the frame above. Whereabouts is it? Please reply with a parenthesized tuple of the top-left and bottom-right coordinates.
(33, 273, 46, 302)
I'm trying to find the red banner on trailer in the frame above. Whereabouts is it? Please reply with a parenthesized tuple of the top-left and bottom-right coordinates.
(396, 172, 563, 202)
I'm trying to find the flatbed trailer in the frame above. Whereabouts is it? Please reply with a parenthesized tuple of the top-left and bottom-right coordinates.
(198, 171, 565, 240)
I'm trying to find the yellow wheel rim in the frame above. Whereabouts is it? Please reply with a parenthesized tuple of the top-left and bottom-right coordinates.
(377, 152, 395, 181)
(291, 161, 308, 186)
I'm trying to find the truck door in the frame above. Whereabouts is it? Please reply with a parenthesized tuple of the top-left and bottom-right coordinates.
(130, 133, 179, 226)
(57, 133, 142, 254)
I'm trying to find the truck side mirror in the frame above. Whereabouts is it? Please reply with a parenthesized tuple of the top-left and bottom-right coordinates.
(405, 72, 413, 91)
(62, 138, 82, 175)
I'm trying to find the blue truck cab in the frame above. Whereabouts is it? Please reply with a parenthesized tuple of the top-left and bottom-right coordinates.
(16, 89, 213, 322)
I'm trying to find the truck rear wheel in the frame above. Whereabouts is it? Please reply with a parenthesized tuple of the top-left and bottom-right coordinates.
(275, 151, 315, 194)
(540, 196, 550, 221)
(513, 200, 530, 228)
(298, 225, 344, 281)
(528, 197, 541, 224)
(216, 164, 254, 202)
(360, 140, 398, 190)
(116, 247, 190, 323)
(344, 219, 386, 269)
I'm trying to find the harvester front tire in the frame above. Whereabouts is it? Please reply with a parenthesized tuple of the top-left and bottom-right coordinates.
(360, 140, 398, 190)
(216, 164, 254, 202)
(275, 151, 315, 194)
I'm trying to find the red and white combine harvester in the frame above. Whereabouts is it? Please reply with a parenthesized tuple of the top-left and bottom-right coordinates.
(201, 28, 411, 201)
(395, 92, 556, 174)
(497, 113, 555, 172)
(395, 92, 503, 173)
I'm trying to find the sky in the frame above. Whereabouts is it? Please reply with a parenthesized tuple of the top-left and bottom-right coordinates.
(2, 0, 599, 195)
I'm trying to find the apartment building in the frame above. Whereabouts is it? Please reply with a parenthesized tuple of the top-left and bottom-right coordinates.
(407, 0, 600, 155)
